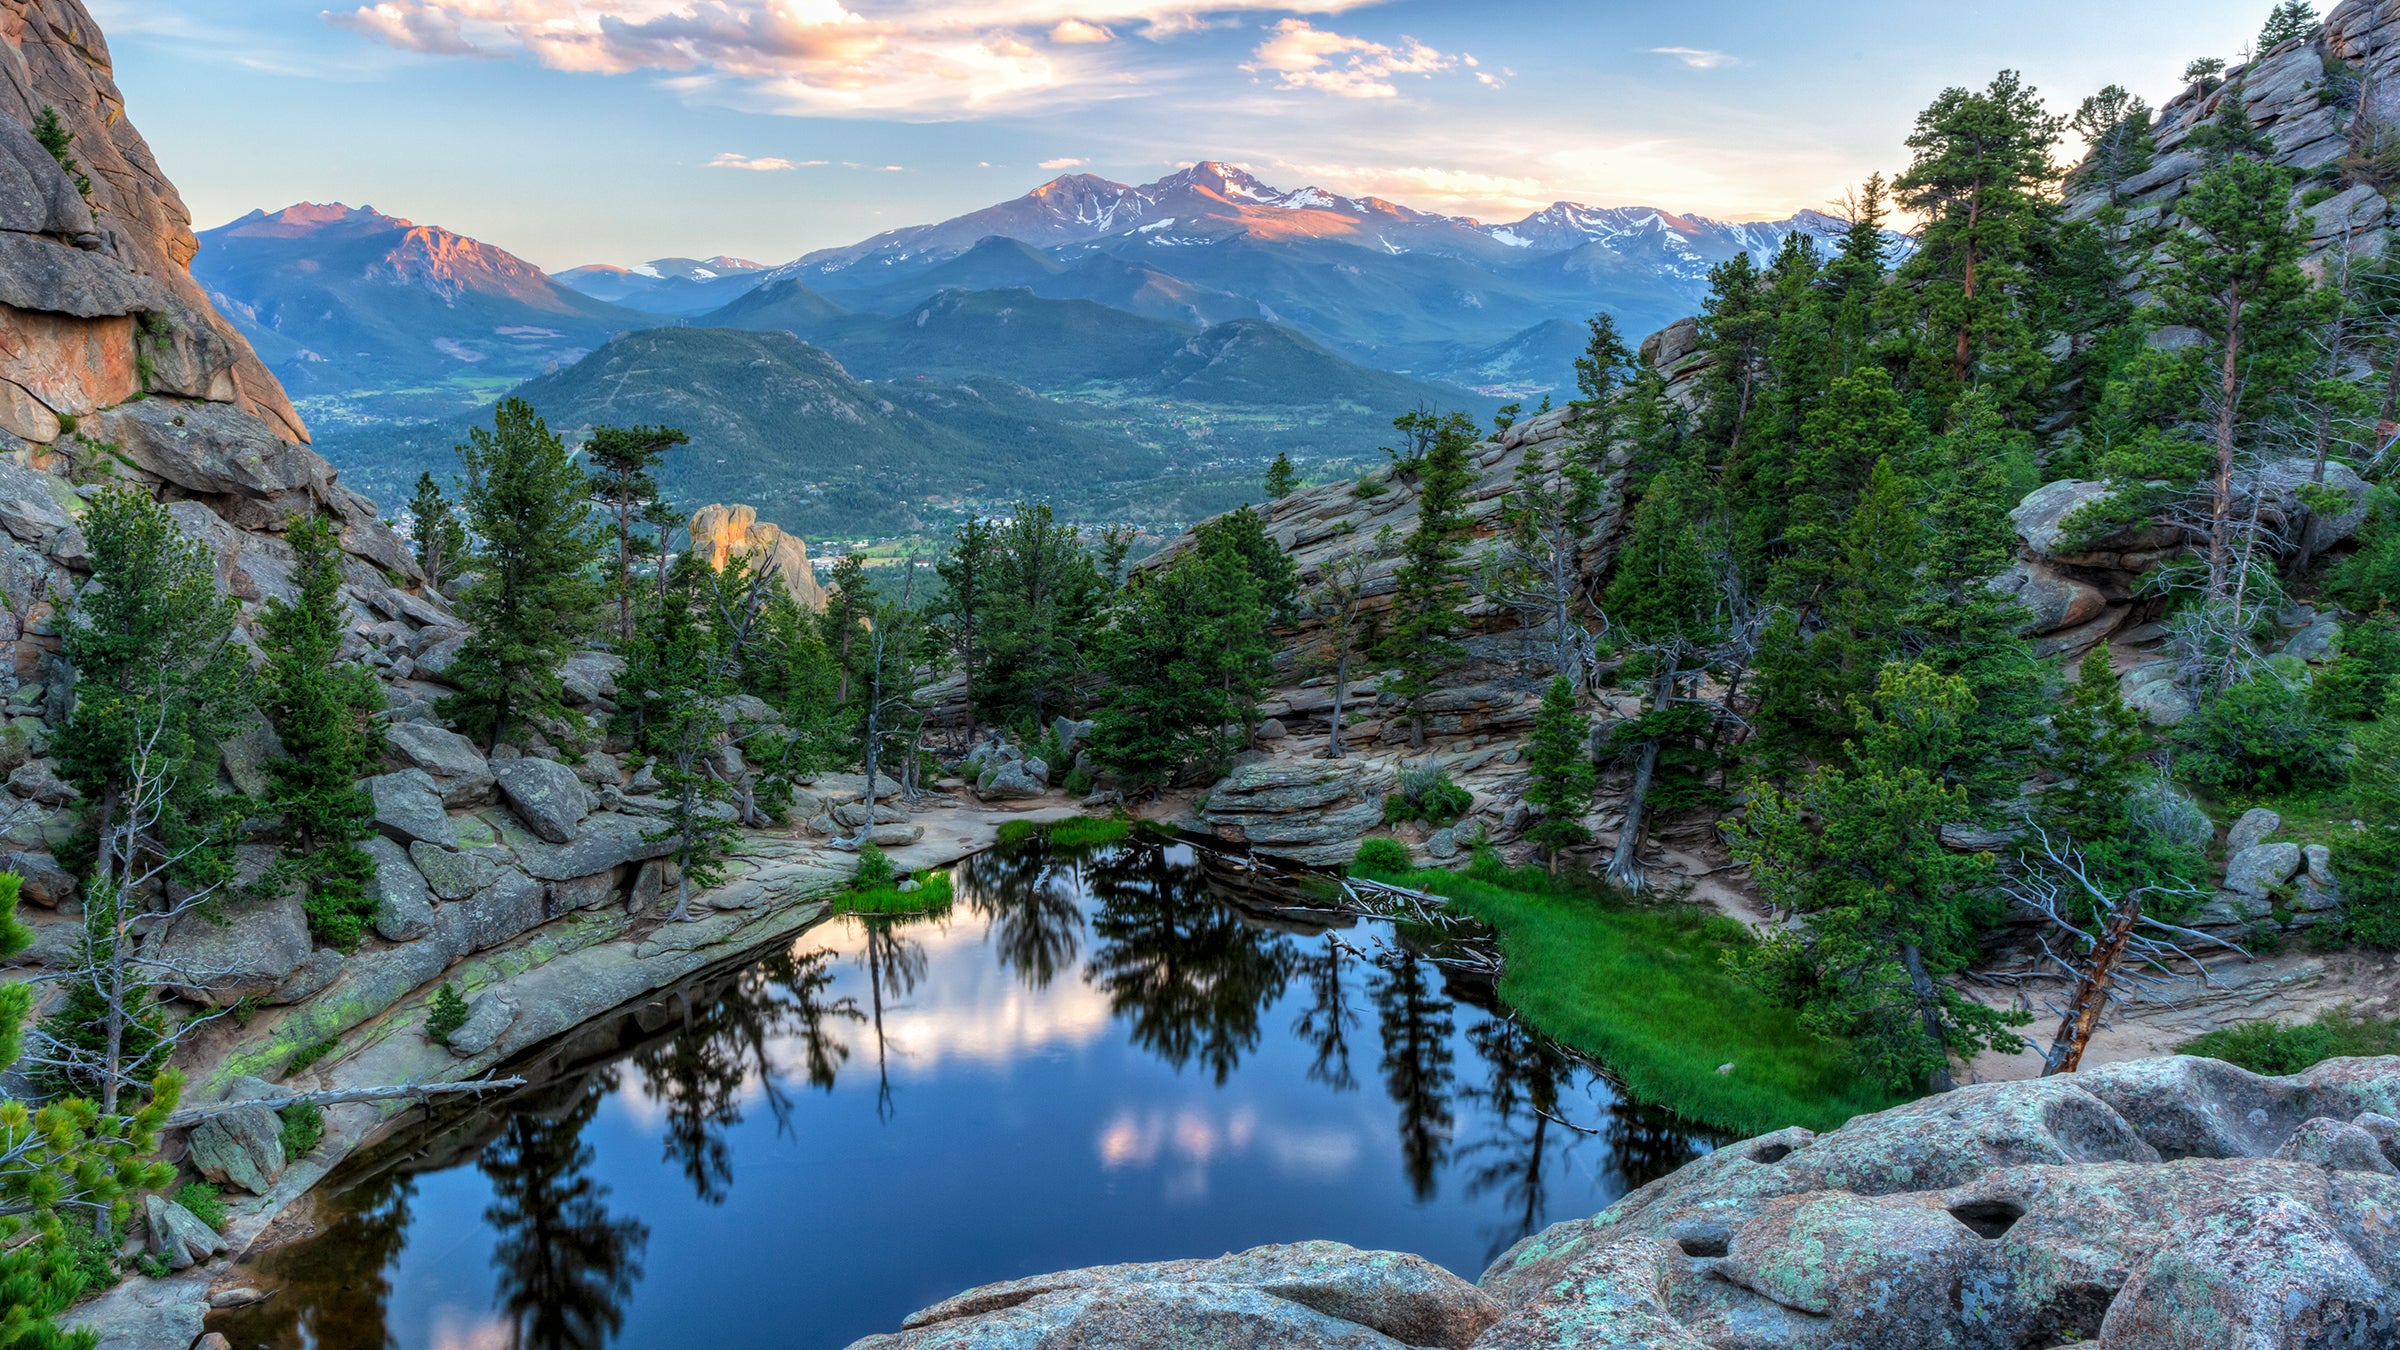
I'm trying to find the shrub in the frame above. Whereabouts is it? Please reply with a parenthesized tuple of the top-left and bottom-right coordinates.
(284, 1033, 342, 1075)
(278, 1100, 324, 1160)
(173, 1181, 227, 1232)
(1350, 838, 1413, 874)
(1063, 766, 1094, 797)
(1381, 765, 1472, 826)
(2311, 615, 2400, 721)
(852, 841, 895, 891)
(2179, 1007, 2400, 1074)
(424, 985, 469, 1044)
(2175, 675, 2343, 793)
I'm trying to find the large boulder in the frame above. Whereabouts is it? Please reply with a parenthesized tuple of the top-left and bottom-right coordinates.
(366, 769, 457, 849)
(1467, 1056, 2400, 1350)
(1986, 560, 2105, 634)
(851, 1242, 1499, 1350)
(1199, 759, 1399, 868)
(185, 1079, 286, 1196)
(461, 869, 546, 952)
(382, 721, 496, 807)
(974, 760, 1047, 802)
(143, 1193, 226, 1272)
(409, 840, 500, 902)
(364, 834, 435, 942)
(160, 881, 312, 1007)
(2223, 842, 2303, 898)
(494, 757, 595, 844)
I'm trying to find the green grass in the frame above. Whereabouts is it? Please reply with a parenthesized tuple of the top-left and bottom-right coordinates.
(2178, 1006, 2400, 1074)
(994, 815, 1156, 850)
(282, 1034, 341, 1078)
(173, 1181, 227, 1232)
(2197, 781, 2358, 853)
(1362, 861, 1905, 1136)
(836, 869, 955, 916)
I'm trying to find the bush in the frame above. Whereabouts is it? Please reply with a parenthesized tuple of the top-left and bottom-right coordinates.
(851, 841, 895, 891)
(173, 1181, 227, 1232)
(2311, 615, 2400, 721)
(424, 985, 469, 1044)
(1350, 838, 1413, 874)
(1062, 766, 1094, 797)
(2179, 1007, 2400, 1074)
(1382, 765, 1472, 826)
(2175, 675, 2343, 792)
(278, 1100, 324, 1160)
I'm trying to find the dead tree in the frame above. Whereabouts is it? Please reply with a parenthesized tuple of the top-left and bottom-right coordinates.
(1305, 544, 1383, 760)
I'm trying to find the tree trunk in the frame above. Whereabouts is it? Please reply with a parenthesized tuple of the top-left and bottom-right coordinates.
(1900, 943, 1956, 1094)
(1325, 650, 1349, 759)
(2042, 890, 2142, 1077)
(2207, 288, 2246, 598)
(1606, 656, 1675, 891)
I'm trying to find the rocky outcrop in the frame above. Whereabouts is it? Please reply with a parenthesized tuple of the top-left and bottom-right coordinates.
(1200, 758, 1397, 867)
(849, 1242, 1501, 1350)
(843, 1057, 2400, 1349)
(690, 501, 827, 610)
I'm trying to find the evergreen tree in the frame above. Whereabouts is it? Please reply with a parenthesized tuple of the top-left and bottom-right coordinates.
(585, 423, 687, 644)
(1521, 676, 1595, 876)
(1495, 439, 1604, 683)
(2337, 690, 2400, 947)
(819, 553, 873, 706)
(1771, 367, 1924, 609)
(1693, 253, 1774, 464)
(257, 515, 386, 949)
(2070, 85, 2156, 201)
(2184, 83, 2277, 163)
(1377, 410, 1478, 748)
(1733, 665, 2030, 1093)
(2258, 1, 2319, 50)
(935, 516, 997, 739)
(1825, 173, 1893, 300)
(1262, 452, 1299, 499)
(406, 472, 469, 596)
(30, 105, 90, 200)
(55, 487, 243, 891)
(622, 552, 739, 922)
(1091, 545, 1269, 788)
(1889, 70, 2063, 413)
(2153, 155, 2314, 600)
(978, 503, 1107, 726)
(441, 400, 605, 750)
(1194, 505, 1300, 626)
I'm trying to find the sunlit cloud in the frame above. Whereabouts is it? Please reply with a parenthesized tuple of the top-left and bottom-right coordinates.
(1648, 46, 1736, 69)
(1269, 158, 1550, 212)
(1243, 18, 1449, 99)
(709, 151, 807, 170)
(1038, 156, 1088, 168)
(324, 0, 1402, 117)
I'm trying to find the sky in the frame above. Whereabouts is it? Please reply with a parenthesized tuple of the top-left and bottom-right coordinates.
(92, 0, 2275, 271)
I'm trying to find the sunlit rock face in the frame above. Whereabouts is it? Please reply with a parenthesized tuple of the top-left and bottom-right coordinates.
(690, 501, 828, 611)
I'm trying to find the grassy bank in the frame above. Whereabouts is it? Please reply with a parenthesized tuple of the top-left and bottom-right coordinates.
(2180, 1007, 2400, 1074)
(835, 868, 956, 917)
(994, 815, 1159, 850)
(1364, 861, 1904, 1136)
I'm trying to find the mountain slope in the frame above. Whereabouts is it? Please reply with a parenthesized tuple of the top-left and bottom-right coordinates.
(313, 328, 1175, 536)
(193, 204, 646, 422)
(553, 255, 770, 314)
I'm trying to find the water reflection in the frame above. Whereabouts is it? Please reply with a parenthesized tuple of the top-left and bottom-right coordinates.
(211, 836, 1719, 1350)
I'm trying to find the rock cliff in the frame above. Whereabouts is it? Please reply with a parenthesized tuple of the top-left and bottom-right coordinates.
(689, 500, 828, 610)
(847, 1054, 2400, 1349)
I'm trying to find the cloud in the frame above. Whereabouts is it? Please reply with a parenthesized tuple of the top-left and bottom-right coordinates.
(1648, 46, 1736, 69)
(1243, 18, 1449, 99)
(1272, 158, 1548, 210)
(708, 151, 806, 170)
(323, 0, 1398, 117)
(1039, 156, 1089, 168)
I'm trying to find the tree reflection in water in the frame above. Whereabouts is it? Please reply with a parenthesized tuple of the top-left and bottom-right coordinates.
(481, 1077, 651, 1350)
(1081, 844, 1295, 1084)
(1290, 934, 1361, 1093)
(1371, 945, 1458, 1200)
(959, 845, 1087, 988)
(1460, 1015, 1574, 1260)
(857, 915, 930, 1119)
(206, 1168, 418, 1348)
(633, 948, 863, 1203)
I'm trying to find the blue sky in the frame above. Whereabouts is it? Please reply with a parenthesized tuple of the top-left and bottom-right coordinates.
(94, 0, 2272, 271)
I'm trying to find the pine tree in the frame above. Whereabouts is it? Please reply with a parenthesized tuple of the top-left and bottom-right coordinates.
(30, 105, 90, 199)
(441, 399, 605, 750)
(406, 471, 469, 595)
(935, 516, 997, 739)
(1195, 504, 1300, 626)
(1378, 410, 1477, 748)
(2039, 649, 2149, 842)
(1889, 70, 2064, 414)
(1521, 676, 1595, 876)
(2337, 690, 2400, 946)
(257, 515, 386, 949)
(2071, 85, 2156, 200)
(585, 423, 687, 644)
(54, 487, 243, 891)
(2154, 155, 2314, 601)
(1494, 440, 1604, 683)
(1262, 452, 1299, 499)
(819, 552, 873, 707)
(977, 503, 1106, 726)
(1091, 545, 1269, 789)
(2258, 1, 2319, 51)
(1733, 665, 2030, 1093)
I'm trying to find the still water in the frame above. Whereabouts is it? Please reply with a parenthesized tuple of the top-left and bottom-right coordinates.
(211, 837, 1715, 1350)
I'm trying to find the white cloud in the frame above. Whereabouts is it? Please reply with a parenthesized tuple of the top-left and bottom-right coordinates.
(1648, 46, 1736, 69)
(1272, 157, 1548, 210)
(1243, 18, 1449, 99)
(1039, 156, 1089, 168)
(323, 0, 1398, 117)
(708, 151, 807, 170)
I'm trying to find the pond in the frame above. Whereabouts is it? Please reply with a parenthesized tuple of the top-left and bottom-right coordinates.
(209, 836, 1718, 1350)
